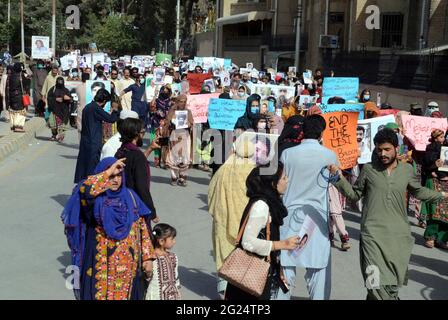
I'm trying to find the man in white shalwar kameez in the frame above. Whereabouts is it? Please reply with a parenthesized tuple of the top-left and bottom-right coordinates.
(277, 115, 337, 300)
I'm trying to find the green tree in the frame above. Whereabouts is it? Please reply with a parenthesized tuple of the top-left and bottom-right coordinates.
(94, 14, 138, 56)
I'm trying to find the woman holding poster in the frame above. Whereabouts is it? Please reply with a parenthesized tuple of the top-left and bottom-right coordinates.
(166, 94, 194, 186)
(422, 129, 448, 249)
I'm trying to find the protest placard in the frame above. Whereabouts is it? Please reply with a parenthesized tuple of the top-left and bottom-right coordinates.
(154, 68, 166, 85)
(187, 73, 211, 94)
(31, 36, 50, 60)
(203, 79, 216, 93)
(303, 70, 313, 84)
(402, 115, 448, 151)
(86, 80, 111, 112)
(208, 99, 247, 131)
(357, 114, 396, 164)
(186, 93, 220, 124)
(236, 131, 280, 165)
(145, 77, 157, 102)
(322, 112, 360, 170)
(156, 53, 172, 66)
(60, 54, 78, 71)
(224, 59, 232, 71)
(175, 110, 189, 129)
(219, 71, 231, 87)
(320, 103, 365, 120)
(439, 147, 448, 172)
(171, 83, 182, 97)
(299, 95, 312, 107)
(288, 215, 317, 260)
(163, 75, 173, 85)
(322, 77, 359, 104)
(250, 84, 295, 100)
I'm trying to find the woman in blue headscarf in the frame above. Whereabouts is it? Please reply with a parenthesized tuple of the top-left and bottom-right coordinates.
(61, 157, 155, 300)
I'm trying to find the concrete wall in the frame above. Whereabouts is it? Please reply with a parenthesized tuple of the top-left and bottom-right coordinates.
(223, 50, 261, 68)
(428, 0, 448, 46)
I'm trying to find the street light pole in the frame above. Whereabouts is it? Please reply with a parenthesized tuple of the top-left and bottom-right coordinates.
(294, 0, 303, 70)
(175, 0, 180, 57)
(52, 0, 56, 59)
(20, 0, 25, 58)
(7, 0, 11, 52)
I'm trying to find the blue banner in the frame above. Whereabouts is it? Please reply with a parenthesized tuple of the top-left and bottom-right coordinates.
(320, 103, 365, 120)
(208, 99, 247, 131)
(322, 77, 359, 104)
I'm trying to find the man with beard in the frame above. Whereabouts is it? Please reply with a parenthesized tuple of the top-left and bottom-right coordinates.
(329, 128, 447, 300)
(74, 89, 119, 183)
(115, 118, 159, 224)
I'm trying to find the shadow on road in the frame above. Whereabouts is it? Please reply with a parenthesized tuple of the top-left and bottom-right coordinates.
(197, 194, 208, 212)
(178, 266, 220, 300)
(61, 155, 78, 160)
(407, 269, 448, 300)
(410, 253, 448, 277)
(52, 194, 71, 208)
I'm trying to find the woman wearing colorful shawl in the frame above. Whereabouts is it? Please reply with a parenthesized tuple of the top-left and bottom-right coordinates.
(61, 157, 155, 300)
(150, 86, 172, 167)
(208, 138, 256, 297)
(47, 77, 72, 141)
(421, 129, 448, 249)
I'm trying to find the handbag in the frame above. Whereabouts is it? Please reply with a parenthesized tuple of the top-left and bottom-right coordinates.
(218, 210, 271, 297)
(19, 76, 30, 109)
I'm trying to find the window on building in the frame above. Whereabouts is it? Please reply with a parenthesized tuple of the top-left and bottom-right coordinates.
(329, 12, 344, 24)
(380, 13, 404, 48)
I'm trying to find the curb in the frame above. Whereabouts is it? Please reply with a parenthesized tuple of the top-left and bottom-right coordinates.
(0, 117, 47, 163)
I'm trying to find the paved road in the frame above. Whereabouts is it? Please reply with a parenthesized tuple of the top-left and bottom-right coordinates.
(0, 127, 447, 300)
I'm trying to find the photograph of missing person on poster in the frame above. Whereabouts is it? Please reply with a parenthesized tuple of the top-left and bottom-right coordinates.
(440, 146, 448, 172)
(175, 110, 189, 129)
(288, 215, 317, 259)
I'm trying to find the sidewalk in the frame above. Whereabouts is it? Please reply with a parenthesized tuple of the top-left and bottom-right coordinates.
(0, 107, 47, 163)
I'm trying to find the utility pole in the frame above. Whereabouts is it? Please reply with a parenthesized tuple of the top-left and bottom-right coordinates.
(175, 0, 180, 57)
(20, 0, 25, 58)
(52, 0, 57, 59)
(7, 0, 10, 52)
(294, 0, 303, 70)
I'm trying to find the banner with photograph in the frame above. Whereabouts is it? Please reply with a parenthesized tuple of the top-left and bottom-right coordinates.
(208, 99, 247, 131)
(322, 112, 360, 170)
(175, 110, 189, 129)
(402, 115, 448, 151)
(86, 80, 111, 112)
(186, 93, 220, 124)
(357, 115, 396, 164)
(248, 84, 295, 101)
(31, 36, 50, 60)
(236, 131, 280, 165)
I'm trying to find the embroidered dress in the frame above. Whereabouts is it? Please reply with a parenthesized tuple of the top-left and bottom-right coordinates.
(145, 252, 181, 300)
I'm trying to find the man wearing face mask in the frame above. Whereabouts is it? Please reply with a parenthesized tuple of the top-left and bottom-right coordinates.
(121, 74, 148, 122)
(31, 60, 48, 117)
